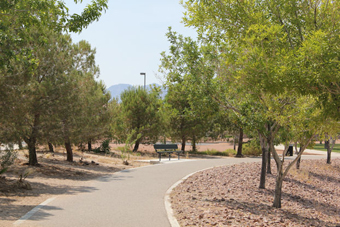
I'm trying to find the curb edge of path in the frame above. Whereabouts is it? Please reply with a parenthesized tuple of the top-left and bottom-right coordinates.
(164, 166, 216, 227)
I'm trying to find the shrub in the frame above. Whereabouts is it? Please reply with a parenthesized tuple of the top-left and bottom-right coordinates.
(205, 149, 218, 155)
(0, 150, 17, 175)
(224, 149, 237, 157)
(192, 149, 236, 157)
(242, 140, 262, 156)
(93, 140, 111, 153)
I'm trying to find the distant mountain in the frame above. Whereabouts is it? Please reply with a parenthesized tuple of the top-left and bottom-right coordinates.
(107, 84, 132, 102)
(106, 83, 167, 102)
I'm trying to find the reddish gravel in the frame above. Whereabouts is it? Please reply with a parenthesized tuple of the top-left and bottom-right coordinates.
(171, 158, 340, 226)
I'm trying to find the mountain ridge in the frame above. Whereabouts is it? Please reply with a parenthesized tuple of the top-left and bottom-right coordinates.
(106, 83, 166, 102)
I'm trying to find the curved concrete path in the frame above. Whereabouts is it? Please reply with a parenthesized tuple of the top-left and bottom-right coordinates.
(15, 149, 339, 227)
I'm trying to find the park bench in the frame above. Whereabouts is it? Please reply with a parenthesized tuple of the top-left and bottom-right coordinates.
(153, 144, 182, 161)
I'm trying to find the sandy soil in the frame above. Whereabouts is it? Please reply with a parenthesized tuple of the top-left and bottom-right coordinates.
(0, 140, 332, 226)
(171, 158, 340, 226)
(0, 145, 153, 227)
(0, 141, 234, 226)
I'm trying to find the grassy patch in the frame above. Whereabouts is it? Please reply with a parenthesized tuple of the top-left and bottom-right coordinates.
(190, 149, 236, 157)
(310, 143, 340, 153)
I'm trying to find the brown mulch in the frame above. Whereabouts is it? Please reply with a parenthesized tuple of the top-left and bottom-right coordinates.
(171, 158, 340, 226)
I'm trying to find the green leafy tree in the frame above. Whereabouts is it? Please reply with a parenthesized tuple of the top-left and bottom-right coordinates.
(160, 28, 219, 152)
(0, 28, 73, 165)
(0, 0, 108, 70)
(44, 40, 109, 162)
(181, 0, 340, 208)
(114, 86, 162, 152)
(0, 0, 108, 165)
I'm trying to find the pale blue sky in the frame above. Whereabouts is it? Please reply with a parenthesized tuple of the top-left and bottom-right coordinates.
(68, 0, 197, 88)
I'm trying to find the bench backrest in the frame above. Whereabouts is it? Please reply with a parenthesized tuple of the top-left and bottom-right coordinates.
(154, 144, 178, 150)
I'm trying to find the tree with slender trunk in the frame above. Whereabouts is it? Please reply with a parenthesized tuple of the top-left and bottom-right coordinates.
(236, 128, 244, 157)
(113, 86, 162, 152)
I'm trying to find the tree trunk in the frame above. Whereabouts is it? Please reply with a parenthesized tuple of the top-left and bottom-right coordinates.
(48, 142, 54, 153)
(65, 139, 73, 162)
(324, 139, 329, 149)
(267, 146, 272, 174)
(233, 136, 236, 151)
(296, 147, 302, 169)
(259, 134, 267, 189)
(273, 164, 284, 208)
(18, 140, 23, 150)
(192, 135, 196, 152)
(133, 139, 140, 152)
(25, 138, 38, 166)
(181, 136, 186, 151)
(294, 141, 298, 154)
(236, 128, 243, 157)
(326, 138, 335, 164)
(62, 120, 73, 161)
(325, 139, 330, 164)
(25, 113, 40, 166)
(88, 140, 92, 151)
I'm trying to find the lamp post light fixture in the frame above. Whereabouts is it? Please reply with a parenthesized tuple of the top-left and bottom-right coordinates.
(140, 72, 146, 89)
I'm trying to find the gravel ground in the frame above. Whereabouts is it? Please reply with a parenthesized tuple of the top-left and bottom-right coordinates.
(171, 158, 340, 226)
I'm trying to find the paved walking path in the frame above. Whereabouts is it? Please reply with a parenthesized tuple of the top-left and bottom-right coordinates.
(16, 149, 339, 227)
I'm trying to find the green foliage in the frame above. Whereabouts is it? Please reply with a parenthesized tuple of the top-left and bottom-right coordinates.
(0, 0, 108, 71)
(182, 0, 340, 119)
(0, 150, 17, 175)
(160, 28, 220, 149)
(18, 168, 35, 183)
(93, 139, 111, 154)
(311, 143, 340, 153)
(0, 0, 109, 165)
(190, 148, 236, 157)
(224, 149, 237, 156)
(242, 140, 262, 156)
(112, 86, 163, 152)
(119, 129, 142, 164)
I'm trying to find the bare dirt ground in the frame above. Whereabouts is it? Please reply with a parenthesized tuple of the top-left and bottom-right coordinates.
(0, 144, 153, 226)
(0, 141, 232, 226)
(0, 141, 335, 226)
(171, 158, 340, 227)
(0, 142, 232, 227)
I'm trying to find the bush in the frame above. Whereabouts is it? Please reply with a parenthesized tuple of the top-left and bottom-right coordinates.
(93, 140, 111, 153)
(224, 149, 237, 157)
(0, 150, 17, 174)
(242, 140, 262, 156)
(191, 149, 236, 157)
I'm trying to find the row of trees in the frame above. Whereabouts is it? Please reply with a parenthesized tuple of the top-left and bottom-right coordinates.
(107, 0, 340, 210)
(0, 0, 110, 165)
(153, 0, 340, 209)
(1, 0, 339, 210)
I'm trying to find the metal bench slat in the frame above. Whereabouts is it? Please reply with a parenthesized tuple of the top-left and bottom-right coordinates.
(154, 144, 178, 150)
(153, 144, 181, 161)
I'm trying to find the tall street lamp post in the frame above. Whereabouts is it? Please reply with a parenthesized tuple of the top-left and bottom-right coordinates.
(140, 72, 146, 89)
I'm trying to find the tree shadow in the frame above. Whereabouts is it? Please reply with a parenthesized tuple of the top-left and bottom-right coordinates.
(256, 174, 340, 219)
(207, 198, 339, 226)
(5, 158, 123, 182)
(0, 180, 98, 222)
(284, 176, 340, 197)
(309, 171, 340, 185)
(2, 204, 63, 222)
